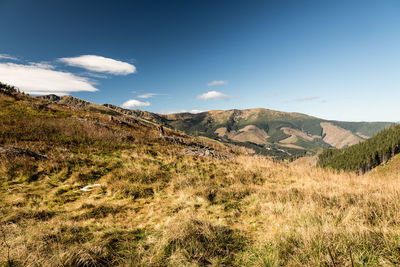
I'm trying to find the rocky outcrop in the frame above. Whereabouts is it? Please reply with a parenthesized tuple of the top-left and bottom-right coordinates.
(38, 94, 61, 102)
(0, 146, 47, 160)
(159, 132, 232, 160)
(58, 96, 91, 108)
(103, 104, 165, 124)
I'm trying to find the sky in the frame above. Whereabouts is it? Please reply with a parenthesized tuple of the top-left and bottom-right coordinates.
(0, 0, 399, 121)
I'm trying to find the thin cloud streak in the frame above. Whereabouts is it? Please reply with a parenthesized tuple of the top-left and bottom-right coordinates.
(137, 93, 165, 99)
(287, 97, 319, 103)
(28, 62, 55, 69)
(0, 54, 17, 60)
(208, 80, 227, 86)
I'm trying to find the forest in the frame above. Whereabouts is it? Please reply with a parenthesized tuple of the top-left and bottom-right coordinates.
(318, 124, 400, 173)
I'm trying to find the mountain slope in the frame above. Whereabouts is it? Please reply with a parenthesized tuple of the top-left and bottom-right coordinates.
(119, 108, 392, 158)
(36, 93, 391, 158)
(373, 153, 400, 174)
(318, 124, 400, 173)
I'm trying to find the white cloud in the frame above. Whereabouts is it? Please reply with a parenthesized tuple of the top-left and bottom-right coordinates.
(197, 90, 229, 100)
(0, 54, 17, 61)
(59, 55, 136, 75)
(0, 62, 98, 95)
(137, 93, 164, 99)
(121, 99, 150, 108)
(208, 80, 227, 86)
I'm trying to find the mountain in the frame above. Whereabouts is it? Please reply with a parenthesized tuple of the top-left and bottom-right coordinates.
(318, 123, 400, 173)
(103, 106, 392, 158)
(32, 90, 394, 159)
(2, 83, 400, 265)
(34, 92, 393, 159)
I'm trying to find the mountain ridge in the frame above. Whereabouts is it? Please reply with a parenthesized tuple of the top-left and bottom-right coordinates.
(123, 107, 392, 158)
(29, 90, 392, 158)
(30, 91, 393, 158)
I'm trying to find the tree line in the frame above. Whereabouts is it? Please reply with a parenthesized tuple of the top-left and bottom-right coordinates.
(318, 124, 400, 173)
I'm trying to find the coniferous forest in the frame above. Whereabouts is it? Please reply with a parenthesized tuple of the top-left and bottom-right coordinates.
(318, 124, 400, 173)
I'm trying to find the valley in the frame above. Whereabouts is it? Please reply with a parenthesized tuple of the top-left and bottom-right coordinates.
(103, 105, 392, 158)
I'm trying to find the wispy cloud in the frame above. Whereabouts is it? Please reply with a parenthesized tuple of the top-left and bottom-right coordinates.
(81, 72, 109, 79)
(137, 93, 165, 99)
(0, 62, 98, 95)
(197, 90, 229, 100)
(121, 99, 150, 108)
(265, 92, 278, 97)
(208, 80, 228, 86)
(0, 54, 17, 61)
(28, 62, 55, 69)
(287, 97, 319, 103)
(59, 55, 136, 75)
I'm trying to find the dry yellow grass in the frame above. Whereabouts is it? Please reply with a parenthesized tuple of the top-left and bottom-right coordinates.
(2, 150, 400, 266)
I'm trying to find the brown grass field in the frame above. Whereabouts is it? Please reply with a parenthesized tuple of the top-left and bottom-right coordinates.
(1, 91, 400, 266)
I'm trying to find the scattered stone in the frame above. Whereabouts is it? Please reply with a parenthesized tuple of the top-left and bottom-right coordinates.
(158, 125, 165, 138)
(159, 132, 233, 160)
(0, 146, 47, 160)
(80, 184, 101, 192)
(183, 148, 233, 160)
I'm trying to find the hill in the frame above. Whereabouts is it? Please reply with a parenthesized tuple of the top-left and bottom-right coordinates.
(1, 83, 400, 266)
(318, 124, 400, 173)
(109, 107, 392, 158)
(33, 92, 393, 159)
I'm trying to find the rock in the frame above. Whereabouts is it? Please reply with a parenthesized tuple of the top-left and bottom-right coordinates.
(80, 184, 101, 192)
(158, 126, 165, 138)
(59, 96, 91, 108)
(0, 146, 47, 160)
(38, 94, 61, 102)
(182, 147, 232, 160)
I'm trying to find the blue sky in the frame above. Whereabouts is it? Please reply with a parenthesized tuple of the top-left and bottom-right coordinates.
(0, 0, 399, 121)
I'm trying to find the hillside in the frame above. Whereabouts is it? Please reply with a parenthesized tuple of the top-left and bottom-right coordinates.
(318, 124, 400, 173)
(33, 95, 392, 159)
(117, 108, 392, 158)
(1, 84, 400, 266)
(373, 153, 400, 174)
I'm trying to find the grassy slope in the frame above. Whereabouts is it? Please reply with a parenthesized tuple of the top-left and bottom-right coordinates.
(160, 110, 326, 158)
(331, 121, 393, 138)
(1, 90, 400, 266)
(373, 153, 400, 174)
